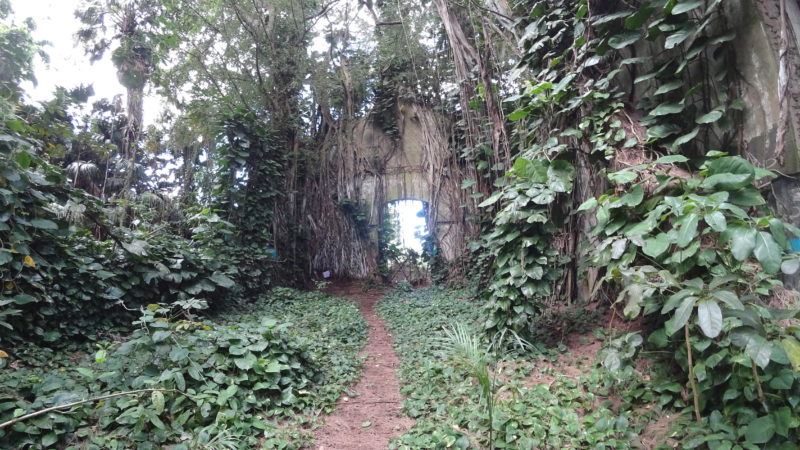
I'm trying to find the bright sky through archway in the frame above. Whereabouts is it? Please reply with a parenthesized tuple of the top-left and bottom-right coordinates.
(388, 200, 427, 254)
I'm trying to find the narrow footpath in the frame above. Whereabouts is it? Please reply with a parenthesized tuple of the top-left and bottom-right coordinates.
(314, 282, 414, 449)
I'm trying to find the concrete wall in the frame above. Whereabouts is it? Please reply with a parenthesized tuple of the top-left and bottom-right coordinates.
(349, 104, 461, 260)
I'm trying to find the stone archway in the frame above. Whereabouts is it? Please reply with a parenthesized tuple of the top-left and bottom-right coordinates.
(352, 103, 463, 261)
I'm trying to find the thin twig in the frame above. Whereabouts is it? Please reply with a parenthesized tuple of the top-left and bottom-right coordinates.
(751, 362, 768, 412)
(684, 324, 701, 423)
(0, 388, 178, 429)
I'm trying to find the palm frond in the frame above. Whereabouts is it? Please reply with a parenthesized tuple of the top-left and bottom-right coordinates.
(47, 200, 86, 224)
(441, 322, 489, 366)
(67, 161, 100, 180)
(138, 191, 164, 208)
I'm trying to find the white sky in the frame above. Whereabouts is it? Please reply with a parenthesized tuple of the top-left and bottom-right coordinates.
(390, 200, 427, 253)
(8, 0, 367, 125)
(10, 0, 161, 124)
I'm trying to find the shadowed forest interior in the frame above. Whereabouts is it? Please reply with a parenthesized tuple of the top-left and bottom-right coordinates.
(2, 0, 800, 448)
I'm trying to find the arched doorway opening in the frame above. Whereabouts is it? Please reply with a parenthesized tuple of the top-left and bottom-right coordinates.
(379, 199, 431, 285)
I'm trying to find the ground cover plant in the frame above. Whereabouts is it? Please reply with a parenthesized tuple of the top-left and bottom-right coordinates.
(1, 0, 799, 448)
(0, 288, 366, 449)
(378, 287, 659, 449)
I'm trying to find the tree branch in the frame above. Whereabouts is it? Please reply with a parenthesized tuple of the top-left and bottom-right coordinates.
(305, 0, 340, 22)
(0, 388, 180, 430)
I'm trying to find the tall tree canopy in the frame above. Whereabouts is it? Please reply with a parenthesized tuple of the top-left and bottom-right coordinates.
(2, 0, 800, 447)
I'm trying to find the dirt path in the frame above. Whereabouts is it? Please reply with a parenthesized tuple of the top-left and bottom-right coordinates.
(314, 282, 414, 450)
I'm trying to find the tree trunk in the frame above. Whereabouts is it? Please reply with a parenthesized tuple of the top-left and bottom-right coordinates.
(123, 85, 143, 161)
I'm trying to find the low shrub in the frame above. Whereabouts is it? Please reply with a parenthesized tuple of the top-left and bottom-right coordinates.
(0, 288, 367, 449)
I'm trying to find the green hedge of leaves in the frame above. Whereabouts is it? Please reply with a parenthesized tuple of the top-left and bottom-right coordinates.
(0, 288, 367, 449)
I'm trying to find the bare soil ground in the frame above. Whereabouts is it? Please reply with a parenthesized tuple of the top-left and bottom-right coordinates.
(313, 282, 414, 450)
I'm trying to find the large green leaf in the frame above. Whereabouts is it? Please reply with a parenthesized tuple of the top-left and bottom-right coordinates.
(479, 191, 503, 208)
(772, 406, 793, 437)
(663, 289, 695, 314)
(577, 198, 598, 211)
(210, 272, 236, 288)
(728, 226, 756, 261)
(643, 233, 670, 258)
(782, 337, 800, 371)
(729, 311, 766, 335)
(647, 123, 682, 140)
(513, 158, 548, 183)
(169, 346, 189, 362)
(697, 299, 722, 338)
(727, 187, 765, 206)
(13, 294, 36, 305)
(531, 188, 555, 205)
(782, 258, 800, 275)
(665, 25, 695, 49)
(151, 390, 165, 415)
(672, 0, 704, 15)
(41, 433, 58, 447)
(234, 352, 258, 370)
(508, 109, 529, 121)
(744, 415, 776, 444)
(151, 330, 172, 343)
(768, 218, 788, 248)
(618, 184, 644, 207)
(696, 110, 723, 124)
(711, 290, 744, 310)
(654, 154, 689, 164)
(547, 160, 575, 193)
(30, 218, 58, 230)
(217, 384, 238, 405)
(650, 102, 684, 116)
(672, 127, 700, 147)
(608, 31, 643, 49)
(653, 80, 684, 96)
(744, 333, 772, 369)
(676, 213, 700, 248)
(667, 295, 696, 335)
(703, 156, 755, 191)
(704, 211, 726, 232)
(122, 239, 149, 256)
(701, 174, 751, 191)
(607, 170, 638, 184)
(753, 231, 782, 273)
(625, 4, 654, 29)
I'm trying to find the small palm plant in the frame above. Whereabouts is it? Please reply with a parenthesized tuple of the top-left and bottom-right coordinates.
(441, 322, 497, 449)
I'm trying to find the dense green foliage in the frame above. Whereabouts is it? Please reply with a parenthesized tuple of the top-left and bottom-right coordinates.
(472, 1, 800, 447)
(378, 287, 653, 449)
(478, 158, 575, 336)
(0, 288, 366, 449)
(2, 0, 800, 448)
(0, 118, 263, 343)
(589, 154, 800, 446)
